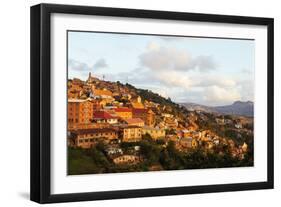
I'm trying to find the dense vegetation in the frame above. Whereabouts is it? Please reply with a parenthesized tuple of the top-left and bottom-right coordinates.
(68, 138, 253, 175)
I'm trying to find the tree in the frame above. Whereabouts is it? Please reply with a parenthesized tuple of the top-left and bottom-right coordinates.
(139, 140, 161, 164)
(142, 133, 153, 142)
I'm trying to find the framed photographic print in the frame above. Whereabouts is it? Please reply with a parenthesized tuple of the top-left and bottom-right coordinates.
(30, 3, 274, 203)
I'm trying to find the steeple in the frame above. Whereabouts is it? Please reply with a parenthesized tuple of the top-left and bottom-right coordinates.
(87, 72, 92, 83)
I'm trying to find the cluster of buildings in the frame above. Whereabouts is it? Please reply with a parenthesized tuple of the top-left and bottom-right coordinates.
(68, 73, 169, 164)
(67, 72, 249, 165)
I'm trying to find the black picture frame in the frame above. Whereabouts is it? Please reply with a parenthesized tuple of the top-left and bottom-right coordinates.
(30, 3, 274, 204)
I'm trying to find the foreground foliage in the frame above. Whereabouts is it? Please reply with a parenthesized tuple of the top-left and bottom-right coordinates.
(68, 139, 253, 175)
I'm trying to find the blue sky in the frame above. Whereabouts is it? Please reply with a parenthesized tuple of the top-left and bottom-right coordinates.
(68, 31, 255, 106)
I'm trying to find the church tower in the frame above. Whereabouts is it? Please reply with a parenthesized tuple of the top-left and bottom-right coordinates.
(87, 72, 93, 83)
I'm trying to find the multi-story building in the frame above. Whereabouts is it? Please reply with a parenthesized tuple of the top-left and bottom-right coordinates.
(122, 118, 145, 127)
(68, 99, 94, 129)
(69, 128, 118, 148)
(132, 108, 155, 126)
(114, 107, 132, 119)
(142, 126, 166, 140)
(147, 109, 156, 126)
(93, 110, 118, 124)
(163, 117, 178, 129)
(120, 125, 142, 142)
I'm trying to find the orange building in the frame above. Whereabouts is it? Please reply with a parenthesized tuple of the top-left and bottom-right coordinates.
(69, 128, 118, 148)
(122, 118, 145, 127)
(147, 109, 155, 127)
(68, 99, 94, 129)
(132, 108, 155, 127)
(113, 107, 132, 119)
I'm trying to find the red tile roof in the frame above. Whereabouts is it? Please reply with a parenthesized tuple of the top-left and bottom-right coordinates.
(93, 111, 117, 119)
(114, 107, 132, 112)
(123, 118, 144, 124)
(132, 108, 148, 114)
(71, 128, 117, 135)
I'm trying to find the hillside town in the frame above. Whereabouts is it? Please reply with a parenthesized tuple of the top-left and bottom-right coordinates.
(67, 72, 254, 174)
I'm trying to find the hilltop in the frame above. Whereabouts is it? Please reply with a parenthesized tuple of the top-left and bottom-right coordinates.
(69, 76, 192, 122)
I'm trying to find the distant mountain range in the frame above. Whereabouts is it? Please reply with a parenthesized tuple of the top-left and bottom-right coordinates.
(180, 101, 254, 117)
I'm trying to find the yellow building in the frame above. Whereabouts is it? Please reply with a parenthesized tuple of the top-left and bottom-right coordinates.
(112, 155, 141, 165)
(131, 96, 144, 109)
(131, 102, 144, 109)
(121, 125, 142, 142)
(142, 126, 165, 140)
(114, 107, 132, 119)
(69, 128, 118, 148)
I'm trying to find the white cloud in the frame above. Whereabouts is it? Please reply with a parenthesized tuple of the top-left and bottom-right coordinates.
(237, 79, 254, 102)
(139, 42, 217, 72)
(192, 75, 237, 88)
(192, 55, 217, 71)
(154, 71, 194, 90)
(203, 85, 241, 105)
(89, 42, 251, 106)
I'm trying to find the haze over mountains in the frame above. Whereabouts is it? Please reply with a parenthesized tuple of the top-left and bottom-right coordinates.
(180, 101, 254, 117)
